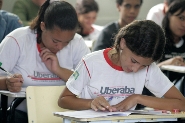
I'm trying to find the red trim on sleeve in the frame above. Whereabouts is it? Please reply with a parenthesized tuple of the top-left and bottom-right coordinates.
(83, 60, 91, 78)
(7, 36, 20, 51)
(103, 48, 123, 71)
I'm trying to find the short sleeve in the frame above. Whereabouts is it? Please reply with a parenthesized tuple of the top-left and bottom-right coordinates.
(66, 58, 91, 96)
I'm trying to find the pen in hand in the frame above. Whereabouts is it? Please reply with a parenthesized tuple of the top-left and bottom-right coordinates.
(107, 96, 113, 102)
(0, 66, 14, 77)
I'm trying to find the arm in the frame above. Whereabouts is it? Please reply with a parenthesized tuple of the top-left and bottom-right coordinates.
(58, 87, 114, 111)
(157, 56, 185, 67)
(113, 86, 185, 111)
(39, 48, 73, 82)
(0, 37, 23, 92)
(137, 86, 185, 111)
(58, 87, 93, 110)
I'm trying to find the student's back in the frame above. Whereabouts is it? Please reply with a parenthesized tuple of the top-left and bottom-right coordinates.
(12, 0, 45, 26)
(0, 0, 22, 42)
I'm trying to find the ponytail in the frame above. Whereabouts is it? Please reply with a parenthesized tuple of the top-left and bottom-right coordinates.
(30, 0, 50, 44)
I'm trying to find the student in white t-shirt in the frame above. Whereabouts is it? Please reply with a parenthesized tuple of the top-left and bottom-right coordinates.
(157, 0, 185, 82)
(0, 0, 90, 122)
(58, 20, 185, 112)
(146, 0, 175, 27)
(75, 0, 103, 42)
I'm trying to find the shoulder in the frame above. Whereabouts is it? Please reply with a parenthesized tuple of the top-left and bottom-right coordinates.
(6, 26, 35, 40)
(148, 3, 164, 13)
(0, 10, 21, 22)
(13, 0, 30, 5)
(83, 49, 104, 62)
(92, 24, 104, 31)
(104, 22, 118, 30)
(100, 21, 118, 34)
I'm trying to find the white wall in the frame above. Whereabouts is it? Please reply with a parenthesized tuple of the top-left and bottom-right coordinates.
(2, 0, 164, 26)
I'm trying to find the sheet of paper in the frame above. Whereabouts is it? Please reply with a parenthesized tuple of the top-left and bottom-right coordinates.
(160, 65, 185, 73)
(0, 87, 26, 94)
(54, 110, 131, 118)
(54, 109, 172, 119)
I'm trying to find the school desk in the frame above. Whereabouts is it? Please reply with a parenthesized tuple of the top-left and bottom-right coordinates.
(54, 112, 185, 123)
(160, 65, 185, 73)
(0, 88, 26, 123)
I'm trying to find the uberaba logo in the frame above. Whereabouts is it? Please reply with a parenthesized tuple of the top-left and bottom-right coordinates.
(100, 86, 135, 94)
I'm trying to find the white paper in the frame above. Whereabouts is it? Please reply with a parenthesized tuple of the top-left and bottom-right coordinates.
(161, 65, 185, 73)
(0, 87, 26, 94)
(54, 110, 131, 118)
(54, 109, 172, 119)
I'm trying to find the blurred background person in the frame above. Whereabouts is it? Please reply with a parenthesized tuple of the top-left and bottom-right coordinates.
(12, 0, 46, 26)
(158, 0, 185, 82)
(75, 0, 103, 50)
(92, 0, 142, 51)
(146, 0, 175, 27)
(0, 0, 22, 42)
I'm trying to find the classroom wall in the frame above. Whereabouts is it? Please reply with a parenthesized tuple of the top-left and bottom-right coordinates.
(2, 0, 164, 26)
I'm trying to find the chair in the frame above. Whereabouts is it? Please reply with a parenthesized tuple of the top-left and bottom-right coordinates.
(26, 86, 69, 123)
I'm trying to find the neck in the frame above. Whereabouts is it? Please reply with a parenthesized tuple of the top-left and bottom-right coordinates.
(82, 26, 93, 34)
(118, 19, 127, 28)
(173, 36, 181, 44)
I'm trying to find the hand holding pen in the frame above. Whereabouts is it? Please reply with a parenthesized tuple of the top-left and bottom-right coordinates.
(0, 63, 23, 92)
(90, 96, 116, 112)
(6, 74, 24, 92)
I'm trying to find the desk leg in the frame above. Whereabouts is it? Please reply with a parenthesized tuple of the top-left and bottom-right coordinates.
(1, 94, 8, 123)
(7, 98, 25, 123)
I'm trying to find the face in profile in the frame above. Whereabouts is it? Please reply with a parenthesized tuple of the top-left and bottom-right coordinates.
(169, 10, 185, 38)
(40, 22, 76, 54)
(78, 11, 97, 30)
(117, 0, 141, 25)
(118, 38, 152, 73)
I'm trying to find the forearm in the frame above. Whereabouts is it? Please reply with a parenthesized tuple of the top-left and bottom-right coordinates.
(58, 96, 93, 110)
(157, 61, 166, 68)
(0, 77, 8, 90)
(137, 95, 185, 111)
(56, 67, 73, 82)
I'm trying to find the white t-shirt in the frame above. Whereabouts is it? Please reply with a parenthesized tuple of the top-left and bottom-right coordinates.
(0, 26, 90, 112)
(83, 24, 103, 41)
(146, 3, 165, 27)
(67, 48, 173, 109)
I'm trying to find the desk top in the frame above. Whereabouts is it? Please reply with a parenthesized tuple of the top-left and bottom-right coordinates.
(54, 113, 185, 122)
(0, 88, 26, 97)
(160, 65, 185, 73)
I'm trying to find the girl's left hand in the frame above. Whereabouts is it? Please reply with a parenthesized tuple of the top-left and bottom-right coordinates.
(40, 47, 60, 73)
(112, 94, 139, 111)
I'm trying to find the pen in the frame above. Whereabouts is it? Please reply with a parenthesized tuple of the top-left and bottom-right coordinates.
(0, 62, 14, 77)
(107, 96, 113, 102)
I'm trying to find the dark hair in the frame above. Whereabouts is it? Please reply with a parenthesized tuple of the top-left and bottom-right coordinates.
(116, 0, 143, 5)
(30, 0, 78, 44)
(114, 20, 165, 61)
(75, 0, 99, 36)
(75, 0, 99, 14)
(162, 0, 185, 47)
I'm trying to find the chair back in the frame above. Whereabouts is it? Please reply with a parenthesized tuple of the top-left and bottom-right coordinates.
(26, 86, 68, 123)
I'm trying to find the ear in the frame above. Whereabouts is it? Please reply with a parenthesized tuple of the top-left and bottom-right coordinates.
(40, 22, 46, 31)
(120, 38, 126, 49)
